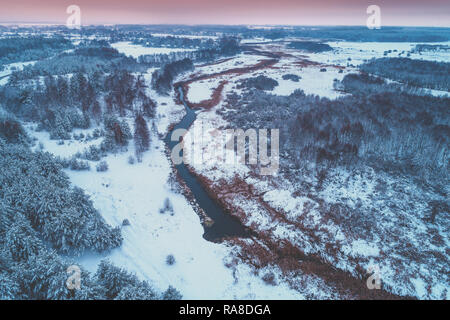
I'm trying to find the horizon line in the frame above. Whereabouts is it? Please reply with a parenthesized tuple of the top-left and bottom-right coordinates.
(1, 22, 449, 29)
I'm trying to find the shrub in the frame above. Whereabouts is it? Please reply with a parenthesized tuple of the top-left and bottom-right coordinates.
(96, 161, 108, 172)
(166, 254, 176, 266)
(69, 157, 90, 171)
(239, 75, 279, 91)
(0, 112, 28, 144)
(262, 271, 277, 286)
(160, 198, 174, 215)
(83, 145, 103, 161)
(282, 74, 301, 82)
(103, 115, 132, 148)
(162, 286, 182, 300)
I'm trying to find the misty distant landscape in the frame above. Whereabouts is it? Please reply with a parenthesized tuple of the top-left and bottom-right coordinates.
(0, 24, 448, 300)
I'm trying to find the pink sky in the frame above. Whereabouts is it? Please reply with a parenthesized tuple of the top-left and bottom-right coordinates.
(0, 0, 449, 26)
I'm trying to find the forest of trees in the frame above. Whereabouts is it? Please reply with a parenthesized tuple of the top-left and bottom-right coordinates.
(138, 36, 241, 67)
(287, 41, 333, 53)
(134, 113, 151, 162)
(221, 74, 449, 182)
(261, 26, 450, 42)
(133, 34, 216, 49)
(238, 75, 279, 91)
(0, 36, 73, 67)
(0, 35, 183, 299)
(360, 57, 450, 91)
(0, 129, 176, 299)
(12, 46, 145, 80)
(412, 44, 450, 53)
(0, 137, 123, 254)
(151, 58, 194, 95)
(1, 64, 156, 145)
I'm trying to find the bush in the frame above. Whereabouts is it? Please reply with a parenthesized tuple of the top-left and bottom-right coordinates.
(128, 155, 135, 165)
(96, 161, 108, 172)
(166, 254, 176, 266)
(162, 286, 182, 300)
(160, 198, 174, 215)
(282, 74, 301, 82)
(0, 111, 28, 144)
(239, 75, 279, 91)
(262, 272, 277, 286)
(83, 145, 103, 161)
(103, 115, 132, 148)
(69, 157, 90, 171)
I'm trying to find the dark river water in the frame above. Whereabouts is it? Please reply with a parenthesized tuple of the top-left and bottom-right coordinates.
(164, 86, 252, 242)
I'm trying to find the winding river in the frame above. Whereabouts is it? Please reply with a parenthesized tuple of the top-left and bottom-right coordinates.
(165, 86, 252, 242)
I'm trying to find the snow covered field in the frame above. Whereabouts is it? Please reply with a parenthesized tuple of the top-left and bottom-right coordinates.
(8, 36, 448, 300)
(111, 41, 196, 59)
(66, 134, 302, 299)
(187, 78, 223, 103)
(171, 41, 449, 299)
(303, 41, 450, 66)
(0, 61, 36, 85)
(21, 57, 306, 299)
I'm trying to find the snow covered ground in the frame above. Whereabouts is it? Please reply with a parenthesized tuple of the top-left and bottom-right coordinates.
(194, 53, 263, 75)
(187, 78, 222, 103)
(111, 41, 196, 59)
(0, 61, 36, 85)
(21, 58, 307, 299)
(173, 41, 450, 299)
(14, 39, 449, 300)
(261, 60, 347, 98)
(25, 104, 304, 300)
(66, 134, 302, 299)
(302, 41, 450, 66)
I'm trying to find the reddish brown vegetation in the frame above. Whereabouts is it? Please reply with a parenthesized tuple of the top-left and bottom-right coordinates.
(169, 47, 402, 298)
(175, 57, 279, 110)
(187, 166, 411, 300)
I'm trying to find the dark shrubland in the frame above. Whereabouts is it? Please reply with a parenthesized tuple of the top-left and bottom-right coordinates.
(360, 57, 450, 91)
(287, 41, 333, 53)
(222, 76, 449, 182)
(138, 36, 241, 66)
(152, 58, 194, 95)
(238, 75, 279, 91)
(134, 113, 150, 161)
(0, 111, 29, 144)
(0, 36, 73, 66)
(282, 74, 301, 82)
(13, 46, 145, 80)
